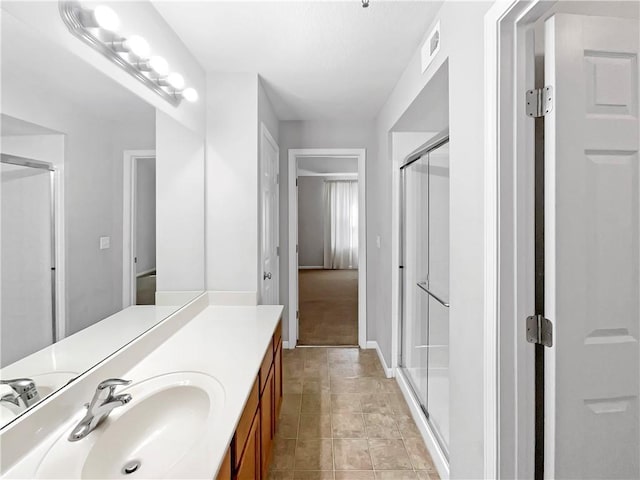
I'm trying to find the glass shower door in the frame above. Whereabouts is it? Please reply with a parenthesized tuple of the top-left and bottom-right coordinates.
(400, 138, 450, 455)
(1, 157, 55, 367)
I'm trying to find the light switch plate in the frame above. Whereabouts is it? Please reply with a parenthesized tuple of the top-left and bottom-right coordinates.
(99, 236, 110, 250)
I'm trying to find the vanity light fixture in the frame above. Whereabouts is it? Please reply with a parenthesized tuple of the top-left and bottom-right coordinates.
(59, 1, 198, 106)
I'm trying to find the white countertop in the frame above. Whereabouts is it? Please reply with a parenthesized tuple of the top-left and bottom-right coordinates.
(2, 304, 283, 479)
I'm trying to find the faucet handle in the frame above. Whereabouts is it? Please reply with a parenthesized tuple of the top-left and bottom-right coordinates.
(1, 378, 36, 394)
(96, 378, 131, 400)
(97, 378, 131, 390)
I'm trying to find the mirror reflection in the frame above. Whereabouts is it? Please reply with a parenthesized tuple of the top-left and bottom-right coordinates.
(0, 7, 203, 427)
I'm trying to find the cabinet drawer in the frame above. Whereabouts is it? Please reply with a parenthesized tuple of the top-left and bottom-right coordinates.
(259, 345, 274, 394)
(236, 412, 261, 480)
(233, 378, 259, 470)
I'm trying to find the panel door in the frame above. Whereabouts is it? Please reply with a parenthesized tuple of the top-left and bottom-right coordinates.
(544, 13, 639, 479)
(260, 126, 280, 305)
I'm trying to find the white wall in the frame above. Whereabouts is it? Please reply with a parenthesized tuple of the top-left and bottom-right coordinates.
(206, 73, 259, 293)
(156, 111, 205, 292)
(298, 176, 325, 267)
(372, 2, 493, 478)
(135, 158, 156, 275)
(278, 120, 376, 340)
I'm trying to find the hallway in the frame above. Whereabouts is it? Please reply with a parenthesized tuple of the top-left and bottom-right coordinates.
(298, 270, 358, 346)
(269, 347, 439, 479)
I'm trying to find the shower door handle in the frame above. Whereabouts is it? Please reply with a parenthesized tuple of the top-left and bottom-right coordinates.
(416, 281, 450, 308)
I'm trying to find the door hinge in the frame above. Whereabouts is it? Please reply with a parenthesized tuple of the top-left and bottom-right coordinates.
(276, 174, 279, 185)
(296, 244, 299, 254)
(134, 257, 137, 263)
(296, 178, 298, 187)
(276, 246, 280, 256)
(526, 86, 553, 118)
(296, 310, 299, 319)
(526, 314, 553, 347)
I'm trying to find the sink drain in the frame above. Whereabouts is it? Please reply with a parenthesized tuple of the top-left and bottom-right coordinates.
(122, 460, 141, 475)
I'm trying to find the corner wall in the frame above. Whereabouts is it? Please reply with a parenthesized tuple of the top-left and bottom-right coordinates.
(372, 2, 494, 478)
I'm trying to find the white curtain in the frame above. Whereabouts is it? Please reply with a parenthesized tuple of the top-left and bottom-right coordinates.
(323, 180, 358, 269)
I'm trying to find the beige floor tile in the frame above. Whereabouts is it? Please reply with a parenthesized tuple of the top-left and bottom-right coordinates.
(293, 471, 335, 479)
(301, 393, 332, 414)
(331, 394, 362, 413)
(299, 414, 333, 438)
(281, 394, 303, 416)
(368, 439, 412, 470)
(268, 470, 295, 479)
(295, 439, 334, 470)
(303, 378, 331, 394)
(364, 413, 401, 439)
(332, 413, 366, 438)
(394, 415, 421, 438)
(271, 438, 297, 470)
(360, 394, 393, 415)
(285, 379, 304, 394)
(335, 471, 375, 479)
(415, 471, 438, 480)
(333, 439, 373, 470)
(277, 414, 300, 439)
(374, 472, 419, 479)
(403, 439, 436, 471)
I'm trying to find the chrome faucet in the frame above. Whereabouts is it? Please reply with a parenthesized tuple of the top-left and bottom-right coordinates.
(68, 378, 132, 442)
(1, 378, 41, 409)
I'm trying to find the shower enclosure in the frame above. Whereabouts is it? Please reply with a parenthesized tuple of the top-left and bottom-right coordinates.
(399, 132, 450, 456)
(1, 154, 56, 367)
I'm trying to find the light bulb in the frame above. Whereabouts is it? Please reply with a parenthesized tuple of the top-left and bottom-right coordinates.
(167, 73, 185, 90)
(93, 6, 119, 32)
(182, 87, 198, 102)
(124, 35, 150, 58)
(149, 56, 169, 76)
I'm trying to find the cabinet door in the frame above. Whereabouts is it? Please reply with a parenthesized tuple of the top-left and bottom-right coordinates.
(237, 413, 261, 480)
(215, 448, 231, 480)
(274, 340, 283, 420)
(260, 366, 275, 478)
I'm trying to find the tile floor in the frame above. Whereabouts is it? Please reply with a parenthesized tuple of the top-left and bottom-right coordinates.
(268, 347, 440, 480)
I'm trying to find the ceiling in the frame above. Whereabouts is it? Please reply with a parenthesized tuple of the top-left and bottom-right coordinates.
(1, 9, 154, 126)
(298, 156, 358, 175)
(152, 1, 443, 121)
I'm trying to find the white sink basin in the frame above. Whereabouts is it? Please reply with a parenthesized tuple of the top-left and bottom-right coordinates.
(35, 372, 225, 479)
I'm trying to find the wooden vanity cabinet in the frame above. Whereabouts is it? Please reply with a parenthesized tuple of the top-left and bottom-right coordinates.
(222, 320, 283, 480)
(216, 449, 231, 480)
(236, 411, 261, 480)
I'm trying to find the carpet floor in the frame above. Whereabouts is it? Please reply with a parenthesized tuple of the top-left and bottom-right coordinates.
(298, 269, 358, 346)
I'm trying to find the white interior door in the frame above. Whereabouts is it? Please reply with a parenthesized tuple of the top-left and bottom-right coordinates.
(260, 125, 280, 305)
(545, 13, 639, 479)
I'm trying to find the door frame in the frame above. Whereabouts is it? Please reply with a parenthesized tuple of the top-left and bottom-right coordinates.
(485, 1, 559, 478)
(259, 123, 280, 304)
(288, 148, 367, 349)
(122, 149, 156, 308)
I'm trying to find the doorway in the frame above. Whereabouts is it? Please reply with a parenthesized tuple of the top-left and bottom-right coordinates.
(487, 2, 640, 478)
(123, 150, 156, 307)
(288, 148, 366, 348)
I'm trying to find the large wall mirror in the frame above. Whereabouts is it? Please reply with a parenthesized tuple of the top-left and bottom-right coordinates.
(0, 4, 205, 428)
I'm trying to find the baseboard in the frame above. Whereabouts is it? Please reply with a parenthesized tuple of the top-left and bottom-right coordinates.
(396, 368, 450, 480)
(298, 266, 324, 270)
(365, 341, 394, 378)
(207, 291, 257, 306)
